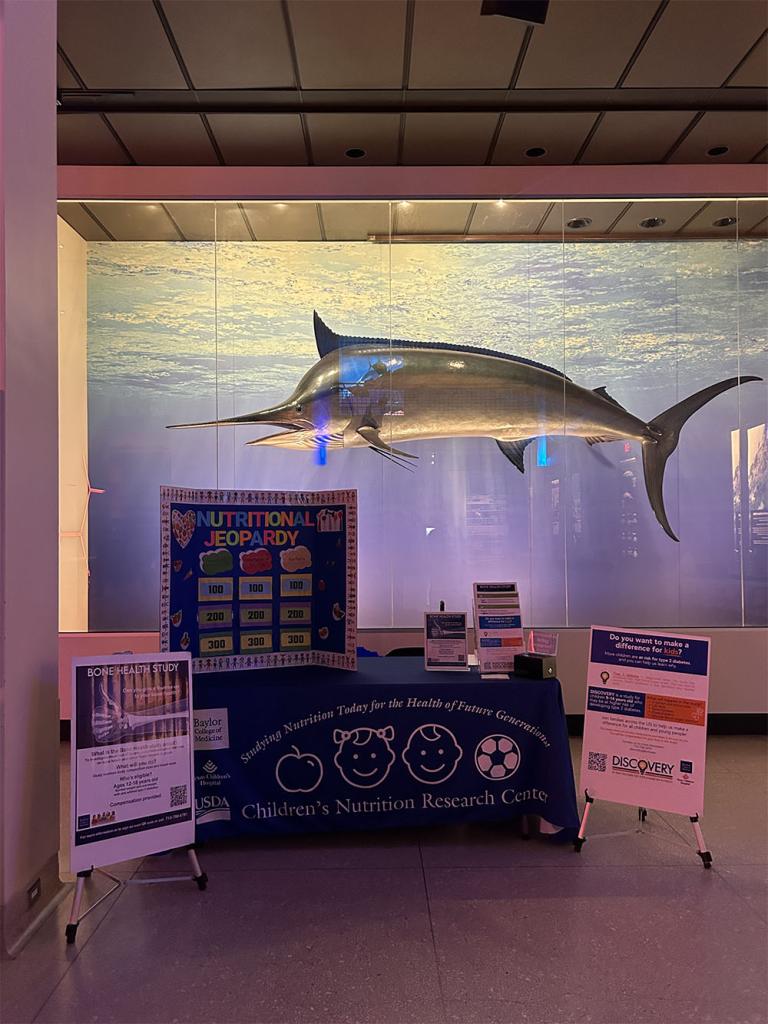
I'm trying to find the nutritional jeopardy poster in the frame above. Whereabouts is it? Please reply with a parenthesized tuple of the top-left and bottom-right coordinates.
(160, 487, 357, 673)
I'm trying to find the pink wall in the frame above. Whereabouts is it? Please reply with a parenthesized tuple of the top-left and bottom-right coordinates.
(58, 163, 768, 202)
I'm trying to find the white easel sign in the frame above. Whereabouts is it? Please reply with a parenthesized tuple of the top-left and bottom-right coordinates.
(580, 626, 710, 818)
(71, 653, 195, 873)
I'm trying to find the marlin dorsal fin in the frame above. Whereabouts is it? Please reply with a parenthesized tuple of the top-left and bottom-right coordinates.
(593, 386, 627, 411)
(312, 311, 570, 380)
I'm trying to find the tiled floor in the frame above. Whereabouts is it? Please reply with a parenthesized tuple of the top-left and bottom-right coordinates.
(1, 737, 766, 1024)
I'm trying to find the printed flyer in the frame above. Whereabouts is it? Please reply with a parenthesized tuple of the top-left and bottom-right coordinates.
(473, 582, 524, 674)
(160, 487, 357, 672)
(580, 626, 711, 816)
(71, 653, 194, 873)
(424, 612, 469, 670)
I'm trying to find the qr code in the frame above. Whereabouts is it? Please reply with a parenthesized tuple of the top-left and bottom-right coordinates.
(170, 784, 188, 808)
(588, 752, 608, 773)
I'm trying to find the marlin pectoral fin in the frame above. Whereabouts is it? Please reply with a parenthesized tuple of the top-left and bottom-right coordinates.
(496, 438, 534, 473)
(356, 425, 418, 460)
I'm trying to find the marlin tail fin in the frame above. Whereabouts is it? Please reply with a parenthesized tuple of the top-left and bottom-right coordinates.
(642, 375, 762, 541)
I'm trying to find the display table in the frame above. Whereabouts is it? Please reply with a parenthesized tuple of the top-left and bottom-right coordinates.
(192, 657, 579, 838)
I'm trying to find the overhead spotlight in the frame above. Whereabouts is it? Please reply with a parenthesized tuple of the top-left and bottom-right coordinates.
(566, 217, 592, 229)
(345, 148, 366, 159)
(398, 201, 412, 209)
(639, 217, 666, 229)
(707, 146, 729, 157)
(713, 216, 737, 227)
(496, 199, 507, 208)
(525, 146, 547, 158)
(274, 202, 287, 210)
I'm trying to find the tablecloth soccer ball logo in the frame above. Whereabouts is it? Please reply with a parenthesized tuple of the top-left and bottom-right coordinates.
(474, 734, 521, 780)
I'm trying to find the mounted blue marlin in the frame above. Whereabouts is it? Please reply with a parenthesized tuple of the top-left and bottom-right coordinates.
(168, 312, 761, 541)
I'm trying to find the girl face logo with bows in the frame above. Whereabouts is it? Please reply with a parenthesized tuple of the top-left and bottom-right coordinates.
(333, 726, 395, 788)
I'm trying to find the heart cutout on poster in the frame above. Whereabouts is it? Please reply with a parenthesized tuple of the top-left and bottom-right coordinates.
(171, 509, 195, 549)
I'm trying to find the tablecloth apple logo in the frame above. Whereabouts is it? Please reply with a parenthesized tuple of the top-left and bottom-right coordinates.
(475, 734, 521, 781)
(275, 746, 324, 793)
(333, 726, 395, 788)
(402, 723, 463, 784)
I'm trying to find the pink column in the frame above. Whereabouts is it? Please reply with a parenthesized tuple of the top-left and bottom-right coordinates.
(1, 0, 62, 954)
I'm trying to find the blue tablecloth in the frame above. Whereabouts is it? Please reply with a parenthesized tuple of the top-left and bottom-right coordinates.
(192, 658, 578, 838)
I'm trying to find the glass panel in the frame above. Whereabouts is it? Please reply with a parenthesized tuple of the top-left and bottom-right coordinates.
(58, 197, 768, 633)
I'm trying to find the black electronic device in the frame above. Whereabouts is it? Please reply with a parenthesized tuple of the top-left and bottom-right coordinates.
(514, 653, 557, 679)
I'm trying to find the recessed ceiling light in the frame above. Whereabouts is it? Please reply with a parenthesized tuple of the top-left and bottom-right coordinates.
(495, 199, 507, 208)
(345, 148, 366, 159)
(525, 146, 547, 158)
(398, 201, 411, 209)
(639, 217, 666, 229)
(274, 203, 287, 210)
(707, 145, 729, 157)
(713, 216, 737, 227)
(566, 217, 592, 229)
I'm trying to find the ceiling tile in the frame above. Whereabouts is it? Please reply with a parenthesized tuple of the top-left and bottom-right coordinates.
(393, 202, 474, 234)
(402, 113, 499, 165)
(243, 203, 322, 240)
(469, 202, 549, 234)
(57, 54, 80, 89)
(409, 1, 526, 88)
(288, 0, 406, 88)
(539, 201, 629, 234)
(609, 201, 705, 235)
(740, 200, 768, 231)
(679, 201, 739, 236)
(727, 32, 768, 87)
(163, 203, 217, 240)
(623, 1, 768, 88)
(306, 114, 400, 165)
(668, 111, 768, 164)
(492, 112, 596, 165)
(57, 204, 111, 241)
(207, 114, 307, 165)
(213, 203, 255, 241)
(580, 111, 693, 164)
(57, 0, 186, 88)
(58, 114, 130, 165)
(84, 203, 183, 241)
(162, 0, 294, 88)
(106, 114, 218, 165)
(321, 203, 392, 240)
(516, 0, 659, 88)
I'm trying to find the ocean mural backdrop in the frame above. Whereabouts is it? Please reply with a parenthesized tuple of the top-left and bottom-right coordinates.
(86, 239, 767, 631)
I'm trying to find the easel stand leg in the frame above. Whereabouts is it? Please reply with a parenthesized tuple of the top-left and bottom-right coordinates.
(187, 846, 208, 890)
(574, 792, 593, 852)
(690, 815, 713, 869)
(65, 867, 121, 945)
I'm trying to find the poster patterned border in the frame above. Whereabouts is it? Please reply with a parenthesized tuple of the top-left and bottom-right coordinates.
(160, 486, 357, 674)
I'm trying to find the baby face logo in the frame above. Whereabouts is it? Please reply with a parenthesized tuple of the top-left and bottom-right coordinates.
(402, 724, 462, 785)
(333, 726, 395, 788)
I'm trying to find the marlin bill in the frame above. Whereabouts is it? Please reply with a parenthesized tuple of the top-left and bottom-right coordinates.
(168, 312, 762, 542)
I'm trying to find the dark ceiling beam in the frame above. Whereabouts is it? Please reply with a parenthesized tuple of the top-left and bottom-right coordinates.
(57, 87, 768, 116)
